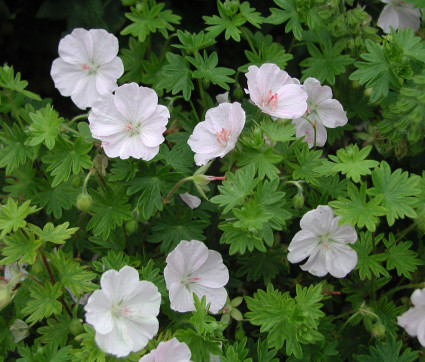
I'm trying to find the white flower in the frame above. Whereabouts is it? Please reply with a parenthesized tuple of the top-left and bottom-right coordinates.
(216, 91, 229, 104)
(84, 266, 161, 357)
(397, 288, 425, 347)
(287, 205, 358, 278)
(139, 338, 191, 362)
(4, 262, 27, 282)
(179, 193, 201, 209)
(245, 63, 308, 119)
(164, 240, 229, 314)
(88, 82, 169, 160)
(292, 77, 348, 148)
(187, 102, 245, 166)
(378, 1, 421, 33)
(51, 28, 124, 110)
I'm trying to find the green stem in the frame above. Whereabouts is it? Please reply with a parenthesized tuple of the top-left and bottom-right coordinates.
(239, 26, 257, 55)
(384, 283, 425, 298)
(197, 78, 207, 109)
(66, 113, 89, 127)
(395, 220, 419, 243)
(189, 99, 200, 123)
(4, 92, 24, 129)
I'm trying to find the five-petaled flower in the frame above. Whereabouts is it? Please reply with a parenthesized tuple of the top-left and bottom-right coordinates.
(139, 338, 192, 362)
(291, 77, 348, 148)
(245, 63, 308, 120)
(164, 240, 229, 314)
(187, 102, 245, 166)
(51, 28, 124, 110)
(84, 266, 161, 357)
(397, 288, 425, 347)
(378, 0, 421, 33)
(88, 82, 169, 160)
(287, 205, 358, 278)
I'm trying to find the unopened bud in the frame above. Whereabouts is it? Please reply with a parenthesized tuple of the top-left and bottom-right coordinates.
(371, 322, 386, 339)
(125, 220, 138, 234)
(70, 318, 84, 336)
(71, 175, 82, 188)
(76, 193, 92, 212)
(222, 0, 239, 16)
(293, 193, 304, 209)
(232, 84, 244, 100)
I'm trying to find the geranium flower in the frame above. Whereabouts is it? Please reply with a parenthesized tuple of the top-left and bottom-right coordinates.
(397, 288, 425, 347)
(84, 266, 161, 357)
(378, 1, 421, 33)
(287, 205, 358, 278)
(164, 240, 229, 314)
(51, 28, 124, 110)
(88, 82, 169, 160)
(139, 338, 191, 362)
(292, 77, 348, 148)
(245, 63, 308, 119)
(187, 102, 245, 166)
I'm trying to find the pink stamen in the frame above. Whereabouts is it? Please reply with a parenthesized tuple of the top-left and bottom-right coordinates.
(120, 306, 131, 315)
(125, 123, 133, 131)
(215, 128, 232, 146)
(81, 63, 90, 71)
(261, 90, 279, 112)
(207, 176, 226, 181)
(188, 277, 200, 282)
(323, 241, 329, 250)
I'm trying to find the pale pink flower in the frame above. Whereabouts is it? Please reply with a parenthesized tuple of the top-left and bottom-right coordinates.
(139, 338, 191, 362)
(88, 82, 169, 160)
(179, 193, 201, 209)
(84, 266, 161, 357)
(164, 240, 229, 314)
(245, 63, 307, 119)
(397, 288, 425, 347)
(378, 1, 421, 33)
(292, 77, 348, 148)
(187, 102, 245, 166)
(287, 205, 358, 278)
(51, 28, 124, 110)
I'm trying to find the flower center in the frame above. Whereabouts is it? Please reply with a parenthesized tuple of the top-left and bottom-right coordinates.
(81, 62, 99, 75)
(182, 275, 201, 289)
(124, 122, 141, 137)
(215, 128, 232, 147)
(261, 89, 279, 112)
(112, 302, 132, 318)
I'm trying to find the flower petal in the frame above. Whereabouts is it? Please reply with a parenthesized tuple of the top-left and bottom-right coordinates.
(287, 230, 320, 263)
(315, 99, 347, 128)
(94, 323, 133, 358)
(50, 59, 86, 97)
(300, 248, 328, 277)
(180, 193, 201, 209)
(325, 243, 357, 278)
(58, 28, 93, 64)
(84, 289, 114, 334)
(411, 288, 425, 307)
(139, 105, 169, 147)
(169, 282, 196, 313)
(299, 205, 335, 235)
(89, 28, 120, 64)
(140, 338, 192, 362)
(195, 250, 229, 288)
(70, 74, 100, 110)
(189, 283, 228, 314)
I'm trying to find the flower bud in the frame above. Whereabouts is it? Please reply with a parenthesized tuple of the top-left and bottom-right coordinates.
(125, 220, 138, 234)
(31, 262, 44, 275)
(76, 193, 92, 212)
(371, 321, 386, 339)
(293, 193, 305, 209)
(222, 0, 239, 16)
(69, 318, 84, 336)
(71, 175, 82, 188)
(232, 84, 244, 100)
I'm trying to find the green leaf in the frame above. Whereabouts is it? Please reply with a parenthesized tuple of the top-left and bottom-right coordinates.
(120, 37, 148, 83)
(37, 313, 71, 347)
(266, 0, 302, 40)
(157, 52, 194, 100)
(164, 133, 194, 174)
(22, 282, 63, 326)
(3, 163, 39, 199)
(239, 2, 264, 28)
(326, 144, 379, 183)
(33, 181, 79, 219)
(288, 145, 324, 185)
(260, 119, 296, 144)
(391, 28, 425, 63)
(0, 123, 36, 175)
(354, 336, 418, 362)
(42, 136, 92, 187)
(351, 232, 389, 280)
(300, 39, 354, 85)
(256, 338, 279, 362)
(0, 64, 41, 100)
(87, 186, 133, 239)
(148, 209, 208, 253)
(173, 30, 216, 53)
(383, 234, 424, 279)
(329, 182, 387, 231)
(367, 161, 421, 226)
(188, 51, 235, 90)
(349, 39, 392, 103)
(49, 250, 97, 297)
(190, 294, 218, 334)
(121, 2, 181, 42)
(29, 222, 78, 245)
(26, 105, 63, 150)
(245, 284, 324, 359)
(0, 198, 39, 237)
(175, 328, 222, 362)
(222, 337, 252, 362)
(236, 146, 282, 180)
(203, 6, 245, 41)
(0, 229, 42, 265)
(233, 199, 273, 231)
(210, 164, 259, 213)
(219, 221, 266, 254)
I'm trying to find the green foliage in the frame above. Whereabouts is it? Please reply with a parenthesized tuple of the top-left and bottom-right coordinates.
(326, 144, 379, 183)
(211, 164, 259, 213)
(173, 30, 216, 54)
(0, 198, 39, 237)
(203, 2, 245, 41)
(22, 282, 63, 326)
(0, 65, 41, 100)
(300, 38, 354, 85)
(29, 222, 78, 245)
(329, 182, 387, 231)
(354, 337, 418, 362)
(49, 250, 97, 297)
(221, 337, 252, 362)
(187, 51, 235, 90)
(288, 145, 324, 185)
(260, 119, 296, 144)
(42, 137, 92, 187)
(87, 186, 133, 239)
(245, 284, 324, 358)
(26, 105, 63, 150)
(367, 161, 421, 226)
(37, 313, 71, 347)
(0, 229, 41, 265)
(121, 2, 181, 42)
(236, 146, 282, 180)
(267, 0, 302, 40)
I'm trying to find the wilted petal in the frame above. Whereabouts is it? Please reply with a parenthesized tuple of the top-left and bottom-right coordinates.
(180, 193, 201, 209)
